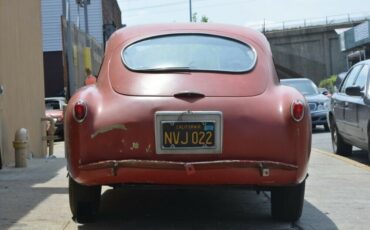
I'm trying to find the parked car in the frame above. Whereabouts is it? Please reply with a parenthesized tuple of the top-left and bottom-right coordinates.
(318, 87, 332, 97)
(281, 78, 330, 131)
(65, 23, 311, 223)
(45, 97, 66, 139)
(328, 60, 370, 161)
(335, 72, 347, 92)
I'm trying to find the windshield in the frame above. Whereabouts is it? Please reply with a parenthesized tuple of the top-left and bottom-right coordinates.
(281, 80, 319, 96)
(122, 34, 256, 73)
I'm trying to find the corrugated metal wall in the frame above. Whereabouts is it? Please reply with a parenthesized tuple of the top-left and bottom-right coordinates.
(69, 0, 104, 44)
(41, 0, 63, 52)
(41, 0, 103, 52)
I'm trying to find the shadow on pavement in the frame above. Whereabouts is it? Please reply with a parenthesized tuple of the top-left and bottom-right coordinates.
(0, 158, 67, 229)
(78, 187, 338, 230)
(347, 149, 369, 165)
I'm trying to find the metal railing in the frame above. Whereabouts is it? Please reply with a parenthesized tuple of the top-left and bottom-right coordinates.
(41, 117, 56, 156)
(247, 12, 370, 32)
(61, 16, 104, 98)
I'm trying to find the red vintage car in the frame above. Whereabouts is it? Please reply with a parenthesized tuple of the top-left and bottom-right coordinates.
(65, 23, 311, 223)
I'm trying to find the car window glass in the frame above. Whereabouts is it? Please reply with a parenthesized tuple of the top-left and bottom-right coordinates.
(368, 72, 370, 96)
(340, 65, 363, 93)
(354, 64, 369, 90)
(122, 34, 256, 73)
(281, 80, 318, 96)
(45, 101, 60, 110)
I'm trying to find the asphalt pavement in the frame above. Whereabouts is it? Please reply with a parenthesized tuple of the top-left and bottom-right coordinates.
(0, 133, 370, 229)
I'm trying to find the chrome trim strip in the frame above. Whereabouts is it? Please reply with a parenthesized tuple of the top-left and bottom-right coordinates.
(120, 33, 258, 73)
(79, 159, 298, 171)
(72, 100, 88, 123)
(290, 100, 305, 122)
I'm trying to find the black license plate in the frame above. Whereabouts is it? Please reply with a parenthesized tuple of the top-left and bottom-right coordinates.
(162, 121, 215, 148)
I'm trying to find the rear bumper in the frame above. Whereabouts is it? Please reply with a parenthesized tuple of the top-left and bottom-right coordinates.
(71, 159, 303, 187)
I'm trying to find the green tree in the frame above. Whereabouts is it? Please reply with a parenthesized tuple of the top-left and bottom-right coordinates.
(201, 15, 209, 23)
(192, 12, 198, 22)
(192, 12, 209, 23)
(319, 75, 337, 93)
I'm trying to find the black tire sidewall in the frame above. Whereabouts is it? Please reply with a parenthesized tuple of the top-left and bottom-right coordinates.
(271, 180, 306, 221)
(69, 176, 101, 223)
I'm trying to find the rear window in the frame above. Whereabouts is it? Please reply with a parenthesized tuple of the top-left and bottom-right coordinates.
(122, 34, 257, 73)
(45, 100, 60, 110)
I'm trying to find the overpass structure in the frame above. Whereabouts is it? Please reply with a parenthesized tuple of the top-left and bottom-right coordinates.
(265, 20, 366, 84)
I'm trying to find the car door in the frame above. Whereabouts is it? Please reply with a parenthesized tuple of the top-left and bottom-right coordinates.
(332, 65, 362, 136)
(344, 64, 369, 147)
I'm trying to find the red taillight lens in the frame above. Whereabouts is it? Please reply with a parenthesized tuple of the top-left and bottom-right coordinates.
(73, 101, 87, 123)
(291, 100, 305, 122)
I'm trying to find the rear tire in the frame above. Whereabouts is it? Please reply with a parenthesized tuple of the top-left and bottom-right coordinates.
(324, 123, 329, 132)
(271, 180, 305, 222)
(69, 176, 101, 223)
(330, 120, 352, 156)
(368, 130, 370, 162)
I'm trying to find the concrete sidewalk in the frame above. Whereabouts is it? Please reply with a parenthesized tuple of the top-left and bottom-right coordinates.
(0, 142, 72, 230)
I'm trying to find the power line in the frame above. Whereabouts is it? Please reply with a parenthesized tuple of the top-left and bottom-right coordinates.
(123, 0, 256, 18)
(123, 0, 209, 12)
(124, 1, 186, 11)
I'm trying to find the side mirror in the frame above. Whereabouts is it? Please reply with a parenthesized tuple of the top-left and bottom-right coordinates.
(322, 91, 331, 97)
(345, 86, 364, 96)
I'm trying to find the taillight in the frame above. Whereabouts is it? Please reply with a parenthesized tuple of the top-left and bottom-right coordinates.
(73, 100, 87, 123)
(291, 100, 305, 122)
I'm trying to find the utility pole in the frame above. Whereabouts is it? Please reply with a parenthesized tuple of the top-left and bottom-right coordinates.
(189, 0, 192, 22)
(83, 0, 89, 35)
(77, 0, 90, 44)
(63, 0, 76, 99)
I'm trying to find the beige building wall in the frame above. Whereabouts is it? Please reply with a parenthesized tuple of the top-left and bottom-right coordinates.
(0, 0, 46, 166)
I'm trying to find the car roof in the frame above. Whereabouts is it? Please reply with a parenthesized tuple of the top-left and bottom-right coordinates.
(106, 23, 271, 55)
(104, 23, 277, 97)
(353, 59, 370, 66)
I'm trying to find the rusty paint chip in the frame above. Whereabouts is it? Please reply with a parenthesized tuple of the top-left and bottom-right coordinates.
(91, 124, 127, 139)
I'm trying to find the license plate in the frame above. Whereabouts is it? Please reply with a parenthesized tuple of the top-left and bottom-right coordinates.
(162, 121, 215, 148)
(155, 111, 223, 154)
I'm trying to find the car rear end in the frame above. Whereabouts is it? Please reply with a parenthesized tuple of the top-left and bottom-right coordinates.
(66, 27, 310, 187)
(66, 90, 310, 186)
(65, 24, 311, 222)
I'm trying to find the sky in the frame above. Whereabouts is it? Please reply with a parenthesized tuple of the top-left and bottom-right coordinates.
(117, 0, 370, 30)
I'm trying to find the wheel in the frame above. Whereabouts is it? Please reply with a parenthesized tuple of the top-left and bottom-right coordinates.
(330, 120, 352, 156)
(271, 180, 305, 221)
(368, 129, 370, 162)
(69, 176, 101, 223)
(324, 123, 329, 132)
